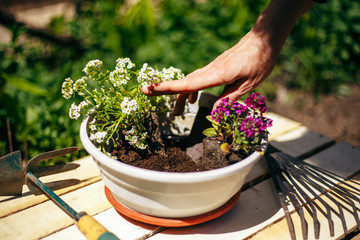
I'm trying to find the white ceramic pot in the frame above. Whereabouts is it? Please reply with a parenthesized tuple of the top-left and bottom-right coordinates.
(80, 115, 268, 218)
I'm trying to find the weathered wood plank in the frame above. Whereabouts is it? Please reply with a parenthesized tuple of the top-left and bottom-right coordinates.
(270, 126, 333, 158)
(265, 112, 302, 141)
(41, 208, 157, 240)
(0, 156, 101, 218)
(0, 181, 112, 240)
(306, 142, 360, 178)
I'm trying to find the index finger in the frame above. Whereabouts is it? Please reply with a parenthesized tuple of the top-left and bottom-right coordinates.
(142, 68, 226, 96)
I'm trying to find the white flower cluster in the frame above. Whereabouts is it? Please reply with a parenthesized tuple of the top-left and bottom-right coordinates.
(69, 100, 90, 120)
(62, 78, 74, 99)
(69, 103, 80, 119)
(116, 57, 135, 69)
(120, 97, 138, 114)
(109, 68, 129, 87)
(109, 58, 135, 87)
(83, 59, 103, 76)
(62, 77, 87, 98)
(137, 64, 184, 87)
(160, 67, 184, 81)
(90, 131, 108, 143)
(137, 63, 160, 87)
(125, 127, 148, 149)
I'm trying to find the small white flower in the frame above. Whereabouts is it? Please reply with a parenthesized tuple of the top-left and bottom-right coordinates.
(83, 59, 103, 76)
(90, 133, 96, 141)
(90, 124, 97, 131)
(61, 78, 74, 99)
(127, 127, 135, 134)
(69, 103, 81, 119)
(79, 100, 90, 109)
(160, 66, 184, 81)
(94, 131, 107, 143)
(137, 63, 161, 86)
(116, 58, 135, 70)
(109, 68, 128, 87)
(136, 142, 148, 150)
(74, 77, 87, 95)
(120, 97, 138, 115)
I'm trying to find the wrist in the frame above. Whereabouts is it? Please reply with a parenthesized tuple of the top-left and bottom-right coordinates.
(251, 0, 315, 54)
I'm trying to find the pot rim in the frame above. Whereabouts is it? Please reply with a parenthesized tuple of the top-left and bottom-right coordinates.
(80, 114, 268, 183)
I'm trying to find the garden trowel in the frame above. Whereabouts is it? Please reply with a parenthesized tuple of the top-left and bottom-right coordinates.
(0, 147, 120, 240)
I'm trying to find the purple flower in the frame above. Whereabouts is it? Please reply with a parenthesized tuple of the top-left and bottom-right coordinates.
(240, 115, 272, 138)
(231, 102, 247, 116)
(221, 97, 229, 107)
(211, 98, 232, 123)
(244, 93, 267, 113)
(260, 117, 273, 131)
(240, 116, 257, 138)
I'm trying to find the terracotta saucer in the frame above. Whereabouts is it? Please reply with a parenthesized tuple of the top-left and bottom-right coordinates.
(104, 186, 241, 227)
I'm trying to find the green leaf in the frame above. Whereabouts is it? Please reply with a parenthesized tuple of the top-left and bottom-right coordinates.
(203, 128, 218, 137)
(211, 122, 219, 131)
(1, 72, 47, 96)
(206, 115, 217, 124)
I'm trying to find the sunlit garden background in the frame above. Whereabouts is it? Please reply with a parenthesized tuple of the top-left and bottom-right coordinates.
(0, 0, 359, 163)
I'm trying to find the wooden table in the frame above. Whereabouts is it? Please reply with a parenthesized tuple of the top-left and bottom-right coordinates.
(1, 111, 360, 240)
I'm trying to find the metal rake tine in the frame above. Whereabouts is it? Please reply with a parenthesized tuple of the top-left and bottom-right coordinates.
(326, 189, 360, 230)
(304, 165, 360, 210)
(266, 155, 296, 240)
(278, 171, 309, 240)
(303, 163, 360, 196)
(303, 161, 360, 191)
(281, 168, 320, 239)
(286, 158, 350, 235)
(271, 153, 335, 236)
(288, 160, 350, 235)
(303, 166, 360, 230)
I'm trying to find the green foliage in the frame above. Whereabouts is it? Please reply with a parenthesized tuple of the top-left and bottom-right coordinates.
(277, 0, 360, 96)
(0, 0, 358, 162)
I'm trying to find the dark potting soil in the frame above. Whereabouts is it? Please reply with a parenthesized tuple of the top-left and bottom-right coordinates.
(111, 143, 203, 172)
(110, 138, 246, 172)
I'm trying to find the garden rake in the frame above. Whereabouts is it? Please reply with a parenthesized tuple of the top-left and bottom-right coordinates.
(0, 147, 119, 240)
(266, 151, 360, 240)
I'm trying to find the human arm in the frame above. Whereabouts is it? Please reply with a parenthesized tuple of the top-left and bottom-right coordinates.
(142, 0, 315, 115)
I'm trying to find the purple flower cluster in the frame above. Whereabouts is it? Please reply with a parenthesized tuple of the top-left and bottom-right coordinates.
(240, 115, 273, 138)
(209, 93, 272, 140)
(244, 92, 267, 113)
(210, 97, 247, 123)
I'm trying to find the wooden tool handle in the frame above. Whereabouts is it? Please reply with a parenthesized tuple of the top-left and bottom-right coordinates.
(76, 212, 120, 240)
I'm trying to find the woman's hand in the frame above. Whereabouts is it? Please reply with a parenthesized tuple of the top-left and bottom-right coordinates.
(142, 0, 315, 115)
(142, 30, 277, 115)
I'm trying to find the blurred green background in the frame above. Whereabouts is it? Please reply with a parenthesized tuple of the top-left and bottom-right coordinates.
(0, 0, 359, 162)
